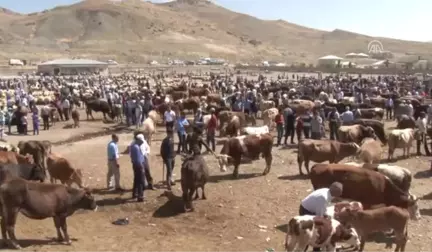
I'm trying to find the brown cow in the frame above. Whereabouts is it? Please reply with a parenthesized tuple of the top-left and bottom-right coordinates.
(175, 97, 200, 114)
(206, 94, 223, 104)
(297, 139, 361, 175)
(357, 137, 383, 164)
(217, 133, 273, 178)
(220, 115, 241, 137)
(171, 91, 188, 101)
(337, 125, 376, 144)
(0, 151, 34, 165)
(189, 87, 210, 97)
(309, 163, 420, 220)
(0, 177, 97, 249)
(47, 153, 84, 188)
(335, 206, 409, 252)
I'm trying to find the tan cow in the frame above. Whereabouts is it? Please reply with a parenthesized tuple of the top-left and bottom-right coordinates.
(46, 153, 84, 188)
(262, 108, 279, 130)
(357, 137, 382, 164)
(297, 139, 361, 175)
(289, 99, 315, 115)
(337, 125, 376, 144)
(388, 128, 418, 160)
(142, 117, 156, 145)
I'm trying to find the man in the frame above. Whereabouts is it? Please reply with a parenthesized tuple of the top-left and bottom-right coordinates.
(416, 111, 429, 156)
(310, 110, 323, 140)
(187, 125, 213, 155)
(299, 182, 343, 252)
(164, 105, 176, 132)
(327, 107, 340, 140)
(62, 97, 70, 121)
(275, 108, 284, 146)
(283, 106, 296, 145)
(160, 128, 176, 190)
(135, 133, 154, 190)
(176, 110, 189, 153)
(194, 108, 204, 131)
(130, 135, 145, 202)
(340, 106, 354, 124)
(107, 134, 122, 191)
(41, 101, 51, 130)
(385, 97, 394, 120)
(206, 108, 217, 152)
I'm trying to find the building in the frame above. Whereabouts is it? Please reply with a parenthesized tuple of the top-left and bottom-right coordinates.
(37, 59, 109, 75)
(317, 55, 343, 67)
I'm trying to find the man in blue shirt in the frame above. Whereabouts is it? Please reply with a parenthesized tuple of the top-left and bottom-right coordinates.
(107, 134, 122, 191)
(176, 111, 189, 153)
(130, 135, 146, 202)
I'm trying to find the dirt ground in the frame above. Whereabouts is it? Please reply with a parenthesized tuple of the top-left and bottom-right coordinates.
(3, 108, 432, 251)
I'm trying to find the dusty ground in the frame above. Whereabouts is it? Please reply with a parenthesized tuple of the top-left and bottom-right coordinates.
(1, 107, 431, 251)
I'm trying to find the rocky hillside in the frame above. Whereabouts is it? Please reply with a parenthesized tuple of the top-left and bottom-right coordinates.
(0, 0, 431, 63)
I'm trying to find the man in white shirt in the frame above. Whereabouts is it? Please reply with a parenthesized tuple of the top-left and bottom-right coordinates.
(62, 98, 70, 121)
(135, 134, 155, 190)
(164, 105, 176, 132)
(416, 112, 429, 156)
(299, 182, 343, 216)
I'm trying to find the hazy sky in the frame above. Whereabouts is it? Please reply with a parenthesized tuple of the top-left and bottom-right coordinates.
(0, 0, 430, 42)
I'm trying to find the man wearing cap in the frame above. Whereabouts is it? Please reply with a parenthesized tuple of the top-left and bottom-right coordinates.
(129, 134, 146, 202)
(160, 128, 176, 190)
(134, 133, 154, 190)
(299, 182, 343, 251)
(107, 134, 122, 191)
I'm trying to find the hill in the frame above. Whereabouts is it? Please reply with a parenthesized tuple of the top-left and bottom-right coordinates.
(0, 0, 431, 64)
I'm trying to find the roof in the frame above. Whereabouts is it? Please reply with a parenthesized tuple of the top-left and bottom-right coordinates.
(318, 55, 343, 60)
(39, 59, 109, 66)
(345, 53, 358, 56)
(357, 53, 369, 57)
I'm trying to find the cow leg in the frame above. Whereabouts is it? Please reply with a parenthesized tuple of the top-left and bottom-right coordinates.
(59, 217, 71, 245)
(0, 217, 8, 248)
(298, 156, 304, 175)
(232, 164, 240, 179)
(53, 216, 64, 242)
(359, 237, 366, 252)
(304, 160, 310, 174)
(188, 188, 195, 212)
(182, 189, 189, 212)
(3, 208, 20, 249)
(193, 189, 199, 200)
(262, 153, 272, 175)
(284, 235, 298, 252)
(201, 185, 207, 200)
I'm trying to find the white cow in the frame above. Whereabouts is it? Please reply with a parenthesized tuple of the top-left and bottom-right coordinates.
(262, 108, 279, 130)
(387, 128, 417, 160)
(242, 125, 269, 135)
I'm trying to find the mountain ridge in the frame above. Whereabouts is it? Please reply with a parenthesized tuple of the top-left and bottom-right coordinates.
(0, 0, 431, 63)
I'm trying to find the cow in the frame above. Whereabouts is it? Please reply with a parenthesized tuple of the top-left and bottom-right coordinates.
(71, 109, 80, 128)
(17, 140, 51, 175)
(387, 128, 419, 160)
(171, 91, 188, 101)
(0, 151, 34, 165)
(176, 97, 200, 114)
(220, 115, 241, 137)
(47, 153, 84, 188)
(343, 119, 387, 144)
(326, 201, 364, 219)
(241, 125, 269, 135)
(337, 125, 376, 144)
(335, 206, 409, 252)
(344, 162, 412, 194)
(189, 87, 210, 97)
(0, 163, 45, 182)
(259, 100, 275, 113)
(309, 163, 420, 220)
(218, 111, 246, 132)
(356, 108, 384, 120)
(284, 215, 360, 252)
(142, 117, 156, 145)
(357, 137, 382, 164)
(0, 177, 97, 249)
(297, 139, 361, 175)
(84, 98, 111, 120)
(111, 104, 123, 122)
(396, 116, 416, 129)
(217, 133, 273, 178)
(181, 154, 209, 212)
(262, 108, 278, 129)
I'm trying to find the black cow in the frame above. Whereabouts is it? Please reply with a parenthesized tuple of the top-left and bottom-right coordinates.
(84, 98, 112, 120)
(181, 154, 209, 212)
(0, 163, 45, 182)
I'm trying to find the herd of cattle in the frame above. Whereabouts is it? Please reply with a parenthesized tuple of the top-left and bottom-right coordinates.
(0, 72, 431, 251)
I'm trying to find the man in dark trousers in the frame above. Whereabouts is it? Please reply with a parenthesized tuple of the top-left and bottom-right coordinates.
(160, 128, 176, 190)
(187, 125, 213, 155)
(283, 106, 296, 145)
(129, 134, 146, 202)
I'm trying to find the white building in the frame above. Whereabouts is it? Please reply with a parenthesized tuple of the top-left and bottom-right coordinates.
(317, 55, 343, 67)
(37, 59, 109, 75)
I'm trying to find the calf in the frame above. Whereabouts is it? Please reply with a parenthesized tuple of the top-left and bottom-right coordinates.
(285, 215, 360, 252)
(0, 178, 97, 249)
(181, 154, 209, 212)
(357, 137, 382, 164)
(326, 201, 364, 218)
(47, 153, 84, 188)
(335, 206, 409, 252)
(337, 125, 376, 144)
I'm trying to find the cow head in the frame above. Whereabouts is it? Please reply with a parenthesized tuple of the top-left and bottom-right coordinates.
(216, 154, 232, 172)
(407, 194, 421, 220)
(79, 188, 98, 212)
(346, 142, 361, 155)
(30, 163, 46, 182)
(363, 126, 377, 140)
(331, 224, 361, 249)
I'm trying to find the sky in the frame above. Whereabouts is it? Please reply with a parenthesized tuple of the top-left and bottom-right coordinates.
(0, 0, 430, 42)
